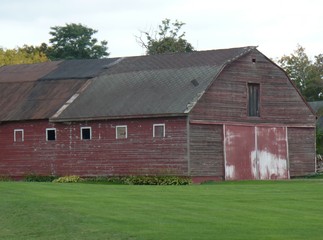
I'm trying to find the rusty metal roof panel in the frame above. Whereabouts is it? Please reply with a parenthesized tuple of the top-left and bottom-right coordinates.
(0, 61, 61, 83)
(0, 57, 121, 121)
(0, 79, 88, 121)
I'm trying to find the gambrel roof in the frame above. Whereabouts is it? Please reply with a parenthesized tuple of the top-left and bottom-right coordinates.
(0, 46, 256, 122)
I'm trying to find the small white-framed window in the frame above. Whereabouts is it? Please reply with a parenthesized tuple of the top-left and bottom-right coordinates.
(46, 128, 56, 141)
(81, 127, 92, 140)
(116, 125, 127, 139)
(14, 129, 24, 142)
(153, 124, 165, 138)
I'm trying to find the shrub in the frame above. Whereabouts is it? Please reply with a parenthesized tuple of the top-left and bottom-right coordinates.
(82, 176, 125, 184)
(52, 175, 191, 185)
(123, 176, 192, 185)
(303, 173, 323, 179)
(53, 175, 84, 183)
(64, 176, 191, 185)
(0, 176, 11, 182)
(24, 174, 58, 182)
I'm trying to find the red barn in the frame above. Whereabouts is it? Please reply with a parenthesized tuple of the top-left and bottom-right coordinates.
(0, 47, 316, 181)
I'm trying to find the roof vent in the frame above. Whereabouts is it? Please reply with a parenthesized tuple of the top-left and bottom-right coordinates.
(191, 79, 199, 87)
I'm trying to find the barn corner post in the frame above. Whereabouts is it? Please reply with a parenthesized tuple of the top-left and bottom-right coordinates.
(222, 124, 227, 180)
(286, 126, 291, 179)
(186, 115, 191, 178)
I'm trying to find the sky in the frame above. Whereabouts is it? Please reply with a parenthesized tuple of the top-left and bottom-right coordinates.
(0, 0, 322, 60)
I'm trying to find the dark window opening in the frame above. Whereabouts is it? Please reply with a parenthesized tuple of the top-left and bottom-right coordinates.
(248, 83, 260, 117)
(252, 58, 256, 63)
(154, 124, 165, 138)
(47, 129, 56, 141)
(82, 127, 91, 140)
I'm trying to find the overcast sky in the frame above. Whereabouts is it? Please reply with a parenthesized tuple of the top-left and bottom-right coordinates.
(0, 0, 322, 60)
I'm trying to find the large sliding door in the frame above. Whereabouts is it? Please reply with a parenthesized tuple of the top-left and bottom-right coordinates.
(224, 125, 288, 180)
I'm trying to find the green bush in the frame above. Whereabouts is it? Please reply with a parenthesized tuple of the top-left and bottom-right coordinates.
(24, 174, 57, 182)
(53, 175, 84, 183)
(123, 176, 192, 185)
(0, 176, 11, 182)
(303, 173, 323, 179)
(82, 176, 125, 184)
(63, 175, 191, 185)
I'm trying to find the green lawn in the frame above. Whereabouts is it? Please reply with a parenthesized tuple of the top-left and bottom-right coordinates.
(0, 180, 322, 240)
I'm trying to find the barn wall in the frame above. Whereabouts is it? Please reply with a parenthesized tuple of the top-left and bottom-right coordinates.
(189, 49, 316, 179)
(288, 127, 316, 176)
(190, 49, 315, 125)
(189, 124, 224, 179)
(0, 117, 188, 177)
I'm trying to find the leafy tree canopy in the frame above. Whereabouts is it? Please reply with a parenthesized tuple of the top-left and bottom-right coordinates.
(137, 18, 194, 55)
(0, 45, 48, 66)
(317, 119, 323, 154)
(47, 23, 109, 60)
(278, 44, 323, 101)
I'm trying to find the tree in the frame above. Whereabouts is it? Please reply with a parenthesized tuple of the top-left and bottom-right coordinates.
(47, 23, 109, 60)
(137, 18, 194, 55)
(278, 45, 323, 101)
(0, 45, 48, 66)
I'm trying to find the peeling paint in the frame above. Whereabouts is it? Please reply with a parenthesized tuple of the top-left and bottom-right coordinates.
(251, 150, 287, 179)
(225, 165, 235, 179)
(257, 151, 287, 179)
(251, 150, 258, 178)
(225, 125, 288, 180)
(225, 129, 241, 145)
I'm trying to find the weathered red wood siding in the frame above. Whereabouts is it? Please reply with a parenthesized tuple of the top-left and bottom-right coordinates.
(189, 124, 224, 179)
(190, 50, 315, 125)
(288, 127, 316, 176)
(189, 49, 316, 178)
(0, 117, 188, 177)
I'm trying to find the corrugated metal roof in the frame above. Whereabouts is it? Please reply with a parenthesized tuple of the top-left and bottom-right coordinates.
(0, 79, 88, 121)
(0, 58, 121, 121)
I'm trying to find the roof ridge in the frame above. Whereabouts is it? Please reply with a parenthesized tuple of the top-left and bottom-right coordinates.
(110, 46, 257, 59)
(223, 46, 257, 65)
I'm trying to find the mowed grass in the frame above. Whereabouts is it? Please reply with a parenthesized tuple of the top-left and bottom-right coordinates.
(0, 180, 323, 240)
